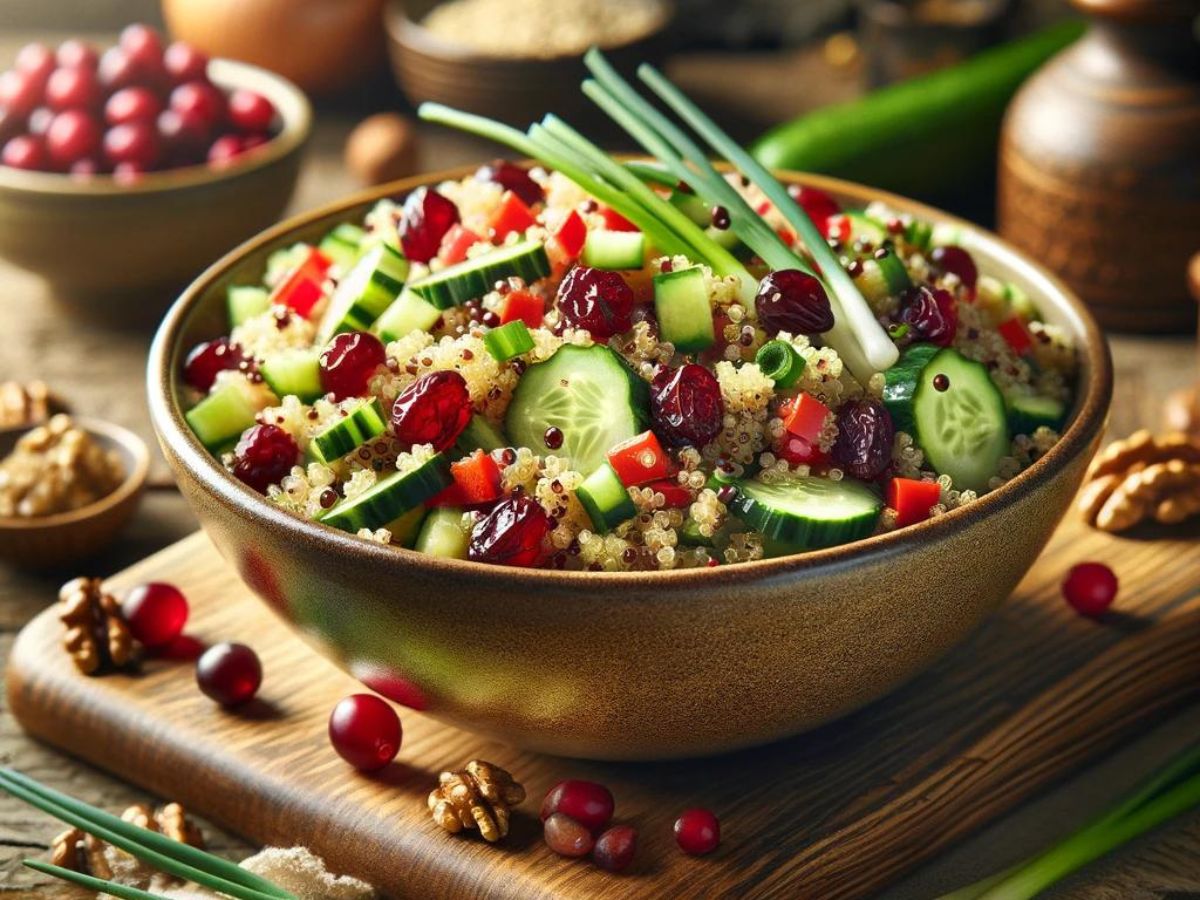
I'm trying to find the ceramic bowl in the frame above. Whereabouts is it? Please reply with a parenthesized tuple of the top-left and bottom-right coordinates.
(385, 0, 673, 128)
(0, 59, 310, 327)
(148, 166, 1112, 760)
(0, 417, 149, 569)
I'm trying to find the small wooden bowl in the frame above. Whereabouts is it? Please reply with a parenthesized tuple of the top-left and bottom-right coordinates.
(0, 418, 149, 570)
(0, 59, 311, 327)
(385, 0, 673, 128)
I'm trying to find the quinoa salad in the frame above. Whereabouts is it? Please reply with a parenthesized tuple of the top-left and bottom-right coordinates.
(181, 60, 1076, 572)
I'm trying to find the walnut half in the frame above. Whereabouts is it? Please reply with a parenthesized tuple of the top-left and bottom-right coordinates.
(428, 759, 525, 842)
(58, 577, 136, 675)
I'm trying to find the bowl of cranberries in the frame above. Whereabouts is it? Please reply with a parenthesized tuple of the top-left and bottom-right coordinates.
(0, 24, 310, 316)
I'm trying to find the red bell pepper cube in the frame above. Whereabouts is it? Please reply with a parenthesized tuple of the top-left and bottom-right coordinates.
(552, 209, 587, 259)
(439, 224, 482, 266)
(887, 477, 942, 528)
(607, 430, 671, 486)
(998, 316, 1034, 356)
(430, 450, 502, 507)
(781, 393, 831, 444)
(488, 190, 537, 241)
(268, 247, 332, 319)
(498, 289, 545, 328)
(644, 478, 693, 508)
(599, 205, 639, 232)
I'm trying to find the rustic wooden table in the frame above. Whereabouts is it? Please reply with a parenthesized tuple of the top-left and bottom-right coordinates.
(0, 30, 1197, 899)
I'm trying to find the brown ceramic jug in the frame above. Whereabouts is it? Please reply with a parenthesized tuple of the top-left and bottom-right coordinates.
(998, 0, 1200, 333)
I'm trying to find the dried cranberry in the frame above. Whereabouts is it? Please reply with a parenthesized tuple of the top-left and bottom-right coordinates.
(593, 825, 638, 872)
(475, 159, 543, 206)
(555, 266, 634, 339)
(544, 813, 594, 858)
(930, 245, 978, 295)
(468, 495, 549, 567)
(398, 187, 460, 264)
(899, 285, 958, 348)
(390, 370, 472, 451)
(755, 270, 834, 336)
(183, 338, 244, 392)
(232, 424, 298, 493)
(319, 331, 386, 401)
(831, 399, 894, 481)
(651, 364, 724, 449)
(787, 184, 841, 236)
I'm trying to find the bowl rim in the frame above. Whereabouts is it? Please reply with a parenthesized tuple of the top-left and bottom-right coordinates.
(0, 58, 312, 198)
(148, 163, 1113, 588)
(0, 415, 149, 531)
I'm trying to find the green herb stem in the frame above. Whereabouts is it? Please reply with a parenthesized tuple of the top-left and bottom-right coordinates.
(24, 861, 174, 900)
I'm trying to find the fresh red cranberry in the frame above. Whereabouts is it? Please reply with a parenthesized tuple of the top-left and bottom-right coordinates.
(475, 159, 543, 206)
(541, 780, 614, 832)
(831, 398, 894, 481)
(119, 24, 165, 75)
(232, 424, 298, 493)
(163, 41, 209, 84)
(0, 69, 43, 117)
(27, 106, 54, 136)
(328, 694, 402, 771)
(170, 81, 226, 130)
(103, 121, 159, 169)
(398, 187, 460, 263)
(555, 266, 634, 339)
(16, 43, 56, 83)
(593, 825, 637, 872)
(756, 270, 834, 336)
(1, 135, 47, 171)
(157, 107, 209, 159)
(55, 39, 98, 70)
(544, 813, 594, 858)
(45, 66, 101, 111)
(1062, 562, 1118, 617)
(98, 47, 141, 92)
(45, 110, 101, 167)
(899, 285, 958, 347)
(207, 133, 244, 167)
(122, 582, 189, 649)
(468, 495, 549, 567)
(674, 808, 720, 855)
(196, 642, 262, 707)
(651, 364, 724, 449)
(389, 370, 471, 450)
(788, 184, 841, 236)
(320, 331, 387, 401)
(930, 245, 978, 295)
(105, 87, 161, 126)
(183, 338, 244, 391)
(228, 89, 275, 133)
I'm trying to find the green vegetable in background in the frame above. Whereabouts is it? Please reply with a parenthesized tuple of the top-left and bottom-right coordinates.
(751, 21, 1084, 199)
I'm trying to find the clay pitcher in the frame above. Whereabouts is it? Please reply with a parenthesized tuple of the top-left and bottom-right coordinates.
(998, 0, 1200, 333)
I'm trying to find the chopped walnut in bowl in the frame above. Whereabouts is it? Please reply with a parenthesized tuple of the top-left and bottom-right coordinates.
(0, 415, 125, 518)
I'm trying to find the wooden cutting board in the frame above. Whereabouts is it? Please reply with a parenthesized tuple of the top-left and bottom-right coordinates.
(7, 515, 1200, 899)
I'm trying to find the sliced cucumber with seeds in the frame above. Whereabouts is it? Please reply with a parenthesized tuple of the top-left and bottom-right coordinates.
(260, 348, 324, 403)
(227, 285, 270, 327)
(318, 223, 367, 270)
(317, 243, 408, 343)
(308, 398, 388, 464)
(1007, 393, 1065, 435)
(186, 384, 260, 451)
(884, 344, 1009, 492)
(409, 240, 550, 309)
(414, 507, 471, 558)
(505, 344, 649, 474)
(654, 266, 714, 353)
(372, 288, 442, 343)
(576, 463, 636, 534)
(319, 453, 452, 533)
(729, 474, 882, 549)
(582, 230, 645, 270)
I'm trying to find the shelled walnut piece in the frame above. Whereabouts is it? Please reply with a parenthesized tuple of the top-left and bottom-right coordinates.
(59, 576, 136, 675)
(429, 760, 525, 842)
(1078, 430, 1200, 531)
(49, 802, 204, 880)
(0, 414, 124, 518)
(0, 380, 65, 429)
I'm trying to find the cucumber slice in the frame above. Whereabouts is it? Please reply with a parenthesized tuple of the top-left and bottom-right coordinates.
(318, 222, 367, 270)
(669, 189, 710, 226)
(653, 266, 715, 353)
(483, 320, 534, 361)
(905, 220, 932, 251)
(317, 243, 408, 344)
(227, 285, 270, 327)
(409, 240, 551, 309)
(1007, 393, 1065, 435)
(729, 474, 882, 549)
(837, 211, 887, 247)
(185, 384, 259, 451)
(259, 348, 324, 403)
(414, 507, 471, 558)
(319, 453, 452, 533)
(387, 504, 427, 549)
(755, 340, 805, 388)
(308, 398, 389, 464)
(576, 463, 636, 534)
(505, 344, 649, 474)
(456, 415, 507, 453)
(582, 230, 645, 270)
(679, 518, 714, 547)
(372, 288, 442, 343)
(883, 345, 1009, 492)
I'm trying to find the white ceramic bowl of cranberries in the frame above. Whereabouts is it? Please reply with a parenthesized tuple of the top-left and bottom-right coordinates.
(0, 26, 310, 318)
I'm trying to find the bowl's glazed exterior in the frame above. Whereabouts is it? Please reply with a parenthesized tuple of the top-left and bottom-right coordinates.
(148, 167, 1111, 760)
